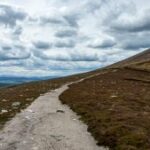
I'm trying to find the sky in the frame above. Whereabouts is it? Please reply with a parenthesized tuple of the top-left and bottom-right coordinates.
(0, 0, 150, 77)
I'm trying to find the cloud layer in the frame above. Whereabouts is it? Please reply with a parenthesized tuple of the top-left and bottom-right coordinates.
(0, 0, 149, 77)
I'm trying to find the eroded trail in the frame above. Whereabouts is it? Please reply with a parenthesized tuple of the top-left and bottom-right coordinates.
(0, 83, 107, 150)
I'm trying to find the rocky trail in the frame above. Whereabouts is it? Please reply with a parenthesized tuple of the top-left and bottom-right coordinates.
(0, 83, 107, 150)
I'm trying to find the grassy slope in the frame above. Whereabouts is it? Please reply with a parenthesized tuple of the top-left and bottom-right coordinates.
(0, 49, 150, 149)
(60, 68, 150, 150)
(59, 49, 150, 150)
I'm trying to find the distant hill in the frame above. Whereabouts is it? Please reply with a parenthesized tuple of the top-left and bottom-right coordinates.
(0, 76, 57, 87)
(0, 83, 11, 88)
(59, 48, 150, 150)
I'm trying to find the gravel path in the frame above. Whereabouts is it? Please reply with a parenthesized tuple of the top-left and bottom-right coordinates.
(0, 83, 108, 150)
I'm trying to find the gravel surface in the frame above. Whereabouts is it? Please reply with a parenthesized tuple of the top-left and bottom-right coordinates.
(0, 83, 107, 150)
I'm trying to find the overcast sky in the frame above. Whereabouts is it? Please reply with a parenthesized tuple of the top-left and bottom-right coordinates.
(0, 0, 150, 77)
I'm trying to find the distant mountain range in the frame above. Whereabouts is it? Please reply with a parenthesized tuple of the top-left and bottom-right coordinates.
(0, 76, 57, 88)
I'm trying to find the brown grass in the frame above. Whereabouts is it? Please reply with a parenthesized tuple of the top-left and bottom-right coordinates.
(59, 68, 150, 150)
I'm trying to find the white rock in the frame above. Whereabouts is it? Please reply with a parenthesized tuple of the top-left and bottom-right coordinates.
(110, 95, 118, 98)
(12, 102, 21, 107)
(26, 98, 34, 101)
(2, 99, 7, 102)
(27, 109, 34, 113)
(23, 141, 27, 144)
(25, 116, 30, 120)
(1, 109, 8, 113)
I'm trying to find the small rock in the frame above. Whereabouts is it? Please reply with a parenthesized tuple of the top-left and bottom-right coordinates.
(26, 109, 34, 113)
(2, 99, 7, 102)
(12, 102, 21, 107)
(1, 109, 8, 114)
(22, 141, 27, 144)
(56, 110, 65, 113)
(26, 98, 34, 101)
(112, 69, 118, 72)
(25, 116, 30, 120)
(110, 95, 118, 98)
(73, 119, 77, 121)
(30, 137, 34, 140)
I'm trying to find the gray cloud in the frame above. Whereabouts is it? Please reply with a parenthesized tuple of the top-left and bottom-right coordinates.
(39, 13, 79, 28)
(2, 46, 12, 50)
(33, 48, 107, 62)
(107, 24, 150, 50)
(70, 54, 101, 62)
(0, 44, 30, 61)
(63, 14, 79, 28)
(13, 26, 23, 35)
(112, 22, 150, 33)
(33, 41, 51, 49)
(0, 51, 30, 61)
(27, 55, 103, 74)
(55, 29, 77, 38)
(40, 17, 64, 25)
(122, 37, 150, 50)
(111, 12, 150, 33)
(54, 40, 75, 48)
(0, 5, 27, 27)
(101, 4, 150, 50)
(14, 45, 26, 50)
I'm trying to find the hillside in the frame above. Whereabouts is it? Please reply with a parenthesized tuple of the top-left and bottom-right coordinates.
(0, 48, 150, 149)
(0, 83, 11, 88)
(60, 49, 150, 150)
(109, 48, 150, 69)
